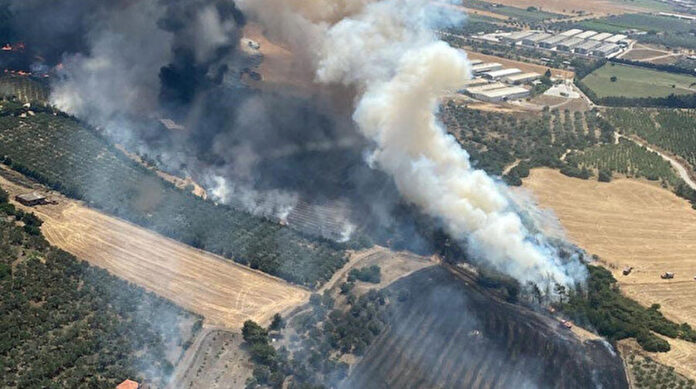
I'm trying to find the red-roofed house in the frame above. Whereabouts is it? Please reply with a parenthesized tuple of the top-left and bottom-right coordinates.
(116, 379, 139, 389)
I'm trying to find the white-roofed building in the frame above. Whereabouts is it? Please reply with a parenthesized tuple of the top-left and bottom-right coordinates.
(604, 34, 628, 44)
(538, 35, 568, 49)
(503, 72, 541, 84)
(560, 29, 583, 37)
(472, 62, 503, 74)
(592, 43, 621, 57)
(590, 32, 613, 41)
(482, 68, 522, 80)
(522, 32, 552, 46)
(576, 30, 598, 39)
(471, 86, 530, 102)
(556, 38, 584, 52)
(574, 40, 602, 54)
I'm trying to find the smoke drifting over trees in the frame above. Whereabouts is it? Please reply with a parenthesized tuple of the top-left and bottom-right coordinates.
(1, 0, 586, 289)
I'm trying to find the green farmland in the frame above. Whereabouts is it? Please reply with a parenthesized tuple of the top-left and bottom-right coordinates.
(582, 63, 696, 98)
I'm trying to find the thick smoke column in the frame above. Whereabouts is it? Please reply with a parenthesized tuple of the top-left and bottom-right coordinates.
(243, 0, 586, 287)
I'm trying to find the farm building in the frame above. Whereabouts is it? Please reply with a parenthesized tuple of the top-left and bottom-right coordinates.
(592, 43, 621, 57)
(472, 62, 503, 74)
(560, 29, 583, 37)
(503, 72, 541, 84)
(471, 86, 530, 102)
(501, 30, 536, 43)
(522, 32, 552, 46)
(464, 82, 508, 94)
(590, 32, 613, 41)
(574, 40, 602, 54)
(538, 35, 568, 49)
(604, 34, 628, 44)
(15, 192, 46, 206)
(576, 30, 598, 40)
(469, 59, 484, 66)
(462, 78, 489, 87)
(556, 38, 584, 52)
(482, 68, 522, 80)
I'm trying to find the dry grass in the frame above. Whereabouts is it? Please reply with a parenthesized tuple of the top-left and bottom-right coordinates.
(0, 173, 310, 329)
(523, 168, 696, 380)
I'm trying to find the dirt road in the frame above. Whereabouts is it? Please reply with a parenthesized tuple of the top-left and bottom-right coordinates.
(0, 171, 310, 330)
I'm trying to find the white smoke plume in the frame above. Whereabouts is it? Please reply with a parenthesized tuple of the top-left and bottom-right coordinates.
(242, 0, 586, 288)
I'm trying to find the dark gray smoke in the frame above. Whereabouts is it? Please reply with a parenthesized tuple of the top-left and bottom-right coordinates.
(0, 0, 421, 245)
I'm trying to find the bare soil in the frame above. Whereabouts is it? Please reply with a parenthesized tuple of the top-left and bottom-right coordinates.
(475, 0, 662, 16)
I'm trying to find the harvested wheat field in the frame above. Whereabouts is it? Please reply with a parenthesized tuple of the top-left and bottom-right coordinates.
(476, 0, 662, 16)
(0, 174, 310, 329)
(524, 168, 696, 379)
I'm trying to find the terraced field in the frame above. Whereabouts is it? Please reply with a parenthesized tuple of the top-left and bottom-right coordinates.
(344, 267, 628, 389)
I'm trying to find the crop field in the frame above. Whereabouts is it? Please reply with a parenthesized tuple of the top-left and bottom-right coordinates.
(0, 113, 347, 287)
(0, 170, 310, 329)
(343, 267, 627, 389)
(523, 168, 696, 378)
(577, 13, 695, 34)
(567, 138, 681, 186)
(582, 63, 696, 98)
(606, 109, 696, 172)
(474, 0, 672, 15)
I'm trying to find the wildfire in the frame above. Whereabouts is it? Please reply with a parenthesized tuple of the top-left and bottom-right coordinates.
(2, 69, 32, 76)
(1, 42, 25, 52)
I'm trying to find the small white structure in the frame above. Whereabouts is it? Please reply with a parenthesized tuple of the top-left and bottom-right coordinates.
(482, 68, 522, 80)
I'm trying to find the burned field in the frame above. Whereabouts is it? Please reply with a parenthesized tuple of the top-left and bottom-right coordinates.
(344, 267, 628, 389)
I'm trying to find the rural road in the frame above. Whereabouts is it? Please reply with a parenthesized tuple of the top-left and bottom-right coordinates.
(617, 133, 696, 191)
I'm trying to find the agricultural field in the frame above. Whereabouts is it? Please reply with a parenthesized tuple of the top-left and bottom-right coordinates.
(343, 267, 627, 388)
(0, 111, 348, 288)
(0, 184, 200, 388)
(567, 138, 681, 186)
(523, 168, 696, 379)
(0, 169, 310, 329)
(473, 0, 674, 15)
(621, 341, 696, 388)
(606, 108, 696, 172)
(466, 0, 563, 23)
(582, 63, 696, 98)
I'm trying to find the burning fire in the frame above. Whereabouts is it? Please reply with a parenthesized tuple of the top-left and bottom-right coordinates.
(1, 42, 25, 52)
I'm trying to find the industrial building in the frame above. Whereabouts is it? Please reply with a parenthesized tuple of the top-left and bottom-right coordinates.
(556, 38, 584, 52)
(604, 34, 627, 44)
(503, 72, 541, 84)
(560, 29, 583, 37)
(469, 59, 484, 66)
(590, 32, 613, 41)
(472, 62, 503, 74)
(471, 86, 530, 102)
(464, 82, 508, 94)
(576, 30, 598, 40)
(462, 78, 489, 87)
(592, 43, 621, 57)
(538, 35, 568, 49)
(522, 32, 552, 46)
(502, 30, 536, 43)
(482, 68, 522, 80)
(574, 40, 602, 54)
(15, 193, 46, 206)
